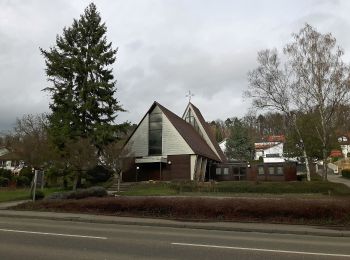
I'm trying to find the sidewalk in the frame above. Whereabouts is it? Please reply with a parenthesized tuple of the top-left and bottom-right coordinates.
(327, 173, 350, 188)
(0, 205, 350, 238)
(0, 200, 30, 210)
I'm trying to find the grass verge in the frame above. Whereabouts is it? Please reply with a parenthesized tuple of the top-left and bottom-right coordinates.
(0, 187, 63, 203)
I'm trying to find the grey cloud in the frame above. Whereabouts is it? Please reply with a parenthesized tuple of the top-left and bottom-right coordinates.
(2, 0, 350, 130)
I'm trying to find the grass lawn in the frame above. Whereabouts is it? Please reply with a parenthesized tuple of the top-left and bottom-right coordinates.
(123, 183, 178, 196)
(122, 180, 350, 197)
(0, 187, 63, 203)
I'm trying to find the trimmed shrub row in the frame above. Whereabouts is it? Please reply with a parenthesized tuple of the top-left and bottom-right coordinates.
(166, 181, 350, 195)
(45, 186, 107, 200)
(14, 196, 350, 225)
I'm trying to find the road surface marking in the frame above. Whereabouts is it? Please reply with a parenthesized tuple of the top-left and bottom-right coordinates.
(0, 228, 107, 240)
(171, 242, 350, 258)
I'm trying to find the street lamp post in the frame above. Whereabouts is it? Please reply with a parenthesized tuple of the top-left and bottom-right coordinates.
(136, 166, 139, 182)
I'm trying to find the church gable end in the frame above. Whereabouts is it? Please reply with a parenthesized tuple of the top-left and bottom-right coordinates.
(124, 102, 194, 157)
(182, 103, 223, 161)
(162, 114, 193, 155)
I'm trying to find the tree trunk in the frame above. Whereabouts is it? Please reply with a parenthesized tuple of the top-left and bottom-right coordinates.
(72, 171, 81, 191)
(320, 112, 328, 181)
(117, 174, 120, 193)
(293, 115, 311, 181)
(322, 146, 328, 181)
(303, 149, 311, 181)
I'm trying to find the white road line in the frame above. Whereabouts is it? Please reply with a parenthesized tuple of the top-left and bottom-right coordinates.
(171, 242, 350, 258)
(0, 228, 107, 240)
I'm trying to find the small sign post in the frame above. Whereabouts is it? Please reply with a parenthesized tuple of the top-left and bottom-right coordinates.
(32, 170, 38, 202)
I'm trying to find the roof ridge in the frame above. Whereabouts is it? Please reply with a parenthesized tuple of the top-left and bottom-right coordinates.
(187, 103, 227, 162)
(158, 103, 221, 161)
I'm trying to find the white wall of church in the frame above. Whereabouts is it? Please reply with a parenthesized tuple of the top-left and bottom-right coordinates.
(162, 114, 194, 155)
(125, 104, 194, 158)
(125, 114, 149, 157)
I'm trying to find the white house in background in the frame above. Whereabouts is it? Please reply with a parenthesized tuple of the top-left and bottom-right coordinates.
(338, 135, 350, 158)
(254, 135, 285, 163)
(0, 147, 8, 157)
(0, 147, 23, 173)
(0, 147, 10, 169)
(218, 136, 285, 162)
(219, 138, 227, 155)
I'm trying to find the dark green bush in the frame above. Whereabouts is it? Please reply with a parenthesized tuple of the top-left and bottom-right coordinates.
(14, 175, 31, 187)
(34, 190, 45, 200)
(67, 186, 108, 199)
(45, 186, 108, 200)
(86, 166, 113, 184)
(44, 191, 70, 200)
(342, 169, 350, 179)
(0, 168, 12, 180)
(20, 167, 34, 179)
(0, 177, 9, 187)
(297, 174, 307, 181)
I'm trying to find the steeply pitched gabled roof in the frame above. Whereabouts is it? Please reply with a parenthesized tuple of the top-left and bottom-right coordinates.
(157, 102, 221, 161)
(0, 148, 20, 160)
(183, 103, 227, 162)
(123, 101, 222, 162)
(0, 147, 9, 157)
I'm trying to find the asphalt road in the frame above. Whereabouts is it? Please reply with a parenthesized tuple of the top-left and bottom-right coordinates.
(0, 217, 350, 260)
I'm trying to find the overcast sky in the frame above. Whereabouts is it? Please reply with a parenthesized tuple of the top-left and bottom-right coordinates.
(0, 0, 350, 131)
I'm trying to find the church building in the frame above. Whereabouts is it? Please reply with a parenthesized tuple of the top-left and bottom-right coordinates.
(121, 102, 226, 182)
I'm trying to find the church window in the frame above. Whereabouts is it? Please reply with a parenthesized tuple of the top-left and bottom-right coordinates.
(149, 109, 162, 155)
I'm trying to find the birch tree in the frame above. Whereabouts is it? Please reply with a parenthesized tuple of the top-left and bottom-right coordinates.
(246, 48, 312, 181)
(284, 24, 350, 180)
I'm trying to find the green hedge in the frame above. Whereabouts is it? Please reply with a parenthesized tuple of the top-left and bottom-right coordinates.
(45, 186, 108, 200)
(126, 181, 350, 196)
(0, 177, 9, 187)
(0, 169, 12, 180)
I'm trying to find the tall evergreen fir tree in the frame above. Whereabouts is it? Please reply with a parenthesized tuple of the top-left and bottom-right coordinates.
(41, 3, 123, 152)
(225, 118, 254, 161)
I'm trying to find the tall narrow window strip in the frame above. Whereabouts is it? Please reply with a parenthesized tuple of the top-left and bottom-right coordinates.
(149, 110, 162, 155)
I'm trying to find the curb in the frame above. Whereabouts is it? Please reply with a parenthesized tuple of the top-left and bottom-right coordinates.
(0, 210, 349, 238)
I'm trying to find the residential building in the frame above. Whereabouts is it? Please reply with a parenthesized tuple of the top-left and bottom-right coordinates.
(0, 147, 23, 173)
(254, 135, 285, 163)
(338, 134, 350, 158)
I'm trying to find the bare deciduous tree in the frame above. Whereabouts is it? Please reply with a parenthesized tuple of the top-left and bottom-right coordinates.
(9, 113, 50, 169)
(246, 48, 312, 181)
(99, 140, 127, 192)
(285, 24, 350, 180)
